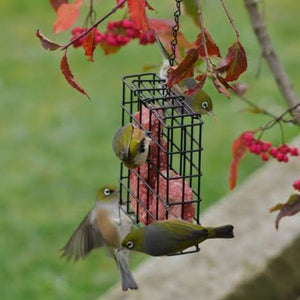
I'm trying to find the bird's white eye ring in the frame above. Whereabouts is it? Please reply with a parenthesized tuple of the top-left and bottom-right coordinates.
(201, 101, 208, 109)
(104, 188, 111, 196)
(126, 241, 134, 249)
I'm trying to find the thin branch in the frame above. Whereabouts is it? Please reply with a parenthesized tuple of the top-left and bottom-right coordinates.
(244, 0, 300, 124)
(84, 0, 96, 26)
(61, 0, 127, 51)
(259, 103, 300, 133)
(220, 0, 240, 40)
(196, 0, 210, 72)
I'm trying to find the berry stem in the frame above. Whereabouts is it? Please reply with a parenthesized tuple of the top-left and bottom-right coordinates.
(61, 0, 127, 51)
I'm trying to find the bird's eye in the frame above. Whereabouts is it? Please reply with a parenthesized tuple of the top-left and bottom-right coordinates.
(201, 101, 208, 109)
(126, 241, 134, 249)
(103, 188, 111, 196)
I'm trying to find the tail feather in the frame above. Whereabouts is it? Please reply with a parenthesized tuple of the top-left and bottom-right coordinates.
(115, 250, 138, 291)
(210, 225, 234, 239)
(116, 258, 138, 291)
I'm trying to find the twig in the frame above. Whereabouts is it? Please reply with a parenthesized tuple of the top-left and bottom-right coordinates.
(196, 0, 210, 72)
(61, 0, 127, 51)
(259, 103, 300, 133)
(244, 0, 300, 124)
(84, 0, 96, 26)
(220, 0, 240, 40)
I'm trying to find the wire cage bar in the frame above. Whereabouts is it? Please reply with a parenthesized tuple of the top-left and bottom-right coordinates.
(118, 73, 203, 254)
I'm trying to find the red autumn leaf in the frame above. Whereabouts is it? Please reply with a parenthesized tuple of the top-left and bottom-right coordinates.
(229, 132, 251, 190)
(53, 0, 82, 34)
(269, 194, 300, 230)
(83, 29, 96, 62)
(116, 0, 125, 8)
(224, 41, 247, 81)
(195, 28, 221, 58)
(127, 0, 149, 33)
(148, 19, 192, 59)
(186, 73, 207, 95)
(216, 55, 232, 73)
(50, 0, 68, 11)
(60, 52, 90, 99)
(166, 48, 199, 87)
(36, 29, 61, 50)
(212, 75, 230, 98)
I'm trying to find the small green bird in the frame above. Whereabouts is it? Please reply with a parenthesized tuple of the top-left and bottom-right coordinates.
(112, 123, 151, 169)
(61, 185, 138, 291)
(121, 219, 234, 256)
(155, 34, 215, 119)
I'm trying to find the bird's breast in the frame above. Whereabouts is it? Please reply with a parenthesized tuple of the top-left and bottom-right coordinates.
(96, 208, 120, 248)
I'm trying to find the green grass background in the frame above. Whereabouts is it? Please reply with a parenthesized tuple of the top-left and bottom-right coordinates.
(0, 0, 299, 299)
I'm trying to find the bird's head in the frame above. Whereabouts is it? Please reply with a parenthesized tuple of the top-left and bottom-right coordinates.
(96, 185, 119, 203)
(121, 228, 145, 253)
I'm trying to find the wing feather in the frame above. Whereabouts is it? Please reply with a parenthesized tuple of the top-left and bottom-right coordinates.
(60, 211, 105, 261)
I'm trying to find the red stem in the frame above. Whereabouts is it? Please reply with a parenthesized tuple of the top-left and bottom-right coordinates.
(61, 0, 127, 50)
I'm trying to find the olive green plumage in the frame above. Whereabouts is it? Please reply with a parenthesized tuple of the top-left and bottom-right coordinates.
(112, 123, 151, 169)
(121, 219, 234, 256)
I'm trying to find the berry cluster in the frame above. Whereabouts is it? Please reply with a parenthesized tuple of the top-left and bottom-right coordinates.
(71, 27, 104, 47)
(293, 180, 300, 192)
(242, 132, 299, 162)
(70, 19, 155, 50)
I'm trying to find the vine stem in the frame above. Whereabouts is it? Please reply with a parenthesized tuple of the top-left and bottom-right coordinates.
(220, 0, 240, 40)
(61, 0, 127, 51)
(244, 0, 300, 124)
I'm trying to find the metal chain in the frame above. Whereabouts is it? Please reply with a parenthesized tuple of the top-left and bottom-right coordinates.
(169, 0, 182, 67)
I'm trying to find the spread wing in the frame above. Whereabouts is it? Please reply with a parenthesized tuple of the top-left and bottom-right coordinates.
(60, 211, 105, 261)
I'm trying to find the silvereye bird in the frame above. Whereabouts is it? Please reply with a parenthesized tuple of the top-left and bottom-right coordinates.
(121, 218, 234, 256)
(155, 33, 215, 119)
(61, 185, 138, 291)
(112, 123, 151, 169)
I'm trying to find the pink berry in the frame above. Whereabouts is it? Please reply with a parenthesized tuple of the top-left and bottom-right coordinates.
(261, 153, 269, 161)
(243, 132, 254, 142)
(293, 180, 300, 191)
(262, 142, 271, 152)
(269, 147, 278, 157)
(249, 144, 257, 154)
(290, 147, 299, 156)
(276, 153, 284, 162)
(254, 144, 262, 154)
(282, 155, 289, 163)
(122, 19, 134, 28)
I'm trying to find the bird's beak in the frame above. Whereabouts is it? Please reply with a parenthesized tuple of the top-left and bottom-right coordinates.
(117, 246, 124, 252)
(207, 110, 216, 121)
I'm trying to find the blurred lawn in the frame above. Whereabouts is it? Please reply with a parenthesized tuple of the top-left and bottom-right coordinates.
(0, 0, 299, 299)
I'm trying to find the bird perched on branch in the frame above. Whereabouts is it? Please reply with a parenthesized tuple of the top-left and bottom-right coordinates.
(61, 185, 138, 291)
(121, 218, 234, 256)
(112, 123, 151, 169)
(155, 33, 215, 119)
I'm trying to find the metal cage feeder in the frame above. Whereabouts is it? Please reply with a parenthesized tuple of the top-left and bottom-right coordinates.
(118, 72, 204, 255)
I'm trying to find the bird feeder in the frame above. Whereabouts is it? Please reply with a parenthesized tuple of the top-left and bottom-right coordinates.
(118, 72, 203, 255)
